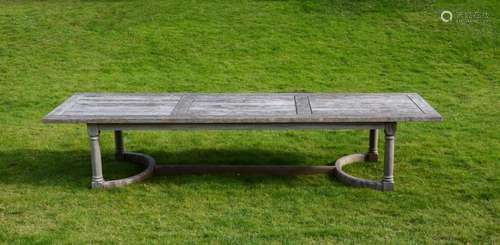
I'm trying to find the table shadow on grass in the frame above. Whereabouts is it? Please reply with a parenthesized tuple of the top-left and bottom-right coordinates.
(0, 148, 343, 188)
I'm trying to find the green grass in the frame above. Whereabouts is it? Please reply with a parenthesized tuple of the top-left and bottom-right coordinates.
(0, 0, 499, 243)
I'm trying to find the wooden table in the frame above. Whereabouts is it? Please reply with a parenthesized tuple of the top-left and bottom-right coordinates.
(43, 93, 442, 191)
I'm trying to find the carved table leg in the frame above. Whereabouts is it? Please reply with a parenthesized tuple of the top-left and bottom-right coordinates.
(334, 123, 397, 191)
(88, 124, 105, 188)
(366, 129, 379, 162)
(382, 123, 397, 191)
(114, 130, 125, 160)
(86, 125, 155, 189)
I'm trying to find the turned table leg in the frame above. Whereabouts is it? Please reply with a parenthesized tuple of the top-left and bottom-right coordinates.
(114, 130, 125, 160)
(88, 124, 104, 188)
(366, 129, 379, 162)
(382, 123, 397, 191)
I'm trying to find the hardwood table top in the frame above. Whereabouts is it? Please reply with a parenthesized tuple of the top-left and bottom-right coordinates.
(43, 93, 442, 124)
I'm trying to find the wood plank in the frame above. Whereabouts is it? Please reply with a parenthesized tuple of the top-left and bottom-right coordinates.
(407, 94, 441, 115)
(47, 94, 80, 116)
(60, 94, 180, 117)
(187, 94, 296, 116)
(308, 94, 425, 117)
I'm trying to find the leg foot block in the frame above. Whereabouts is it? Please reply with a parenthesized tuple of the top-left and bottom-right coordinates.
(381, 181, 394, 191)
(365, 153, 379, 162)
(91, 179, 105, 189)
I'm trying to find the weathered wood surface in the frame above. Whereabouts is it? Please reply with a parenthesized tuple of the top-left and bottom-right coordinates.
(44, 93, 442, 124)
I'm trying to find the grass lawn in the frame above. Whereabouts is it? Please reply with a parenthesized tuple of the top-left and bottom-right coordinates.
(0, 0, 499, 243)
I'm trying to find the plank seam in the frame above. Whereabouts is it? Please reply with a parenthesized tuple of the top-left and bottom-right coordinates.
(294, 95, 312, 115)
(171, 95, 195, 115)
(294, 96, 299, 115)
(307, 96, 313, 114)
(407, 95, 426, 114)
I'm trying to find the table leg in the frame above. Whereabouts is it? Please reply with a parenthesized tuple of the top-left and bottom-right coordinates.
(114, 130, 125, 160)
(366, 129, 379, 161)
(88, 125, 104, 188)
(382, 123, 397, 191)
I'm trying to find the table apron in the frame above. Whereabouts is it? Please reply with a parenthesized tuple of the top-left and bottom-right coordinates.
(93, 123, 388, 131)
